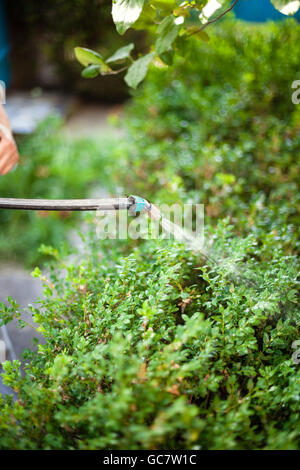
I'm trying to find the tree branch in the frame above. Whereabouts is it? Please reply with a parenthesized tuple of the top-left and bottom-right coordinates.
(188, 0, 239, 37)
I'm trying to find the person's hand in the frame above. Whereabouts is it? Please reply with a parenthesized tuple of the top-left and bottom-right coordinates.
(0, 128, 19, 175)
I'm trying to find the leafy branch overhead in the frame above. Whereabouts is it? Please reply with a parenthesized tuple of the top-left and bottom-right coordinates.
(75, 0, 300, 88)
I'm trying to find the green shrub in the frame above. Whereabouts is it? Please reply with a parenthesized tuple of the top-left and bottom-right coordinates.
(112, 20, 300, 215)
(0, 227, 299, 449)
(107, 20, 300, 259)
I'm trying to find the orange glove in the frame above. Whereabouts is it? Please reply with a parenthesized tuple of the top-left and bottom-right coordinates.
(0, 104, 19, 175)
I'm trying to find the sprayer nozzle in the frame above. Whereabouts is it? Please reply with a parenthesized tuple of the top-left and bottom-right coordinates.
(128, 195, 151, 216)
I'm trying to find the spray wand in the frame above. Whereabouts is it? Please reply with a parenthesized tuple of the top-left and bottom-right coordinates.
(0, 195, 151, 214)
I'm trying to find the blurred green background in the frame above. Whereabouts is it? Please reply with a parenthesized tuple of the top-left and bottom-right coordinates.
(5, 0, 147, 101)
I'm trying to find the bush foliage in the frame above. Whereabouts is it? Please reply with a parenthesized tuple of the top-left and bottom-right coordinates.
(0, 21, 299, 449)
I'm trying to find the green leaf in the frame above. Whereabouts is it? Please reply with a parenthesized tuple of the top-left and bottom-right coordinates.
(75, 47, 111, 74)
(200, 0, 223, 21)
(31, 267, 41, 278)
(74, 47, 104, 67)
(81, 65, 101, 78)
(155, 15, 181, 56)
(112, 0, 145, 35)
(46, 355, 73, 380)
(270, 0, 300, 15)
(216, 172, 236, 185)
(124, 52, 155, 88)
(106, 43, 134, 63)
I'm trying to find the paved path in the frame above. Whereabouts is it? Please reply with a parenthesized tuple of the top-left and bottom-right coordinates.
(0, 264, 43, 395)
(63, 102, 124, 139)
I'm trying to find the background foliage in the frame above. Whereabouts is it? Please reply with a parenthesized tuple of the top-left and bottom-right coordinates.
(75, 0, 300, 87)
(6, 0, 146, 100)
